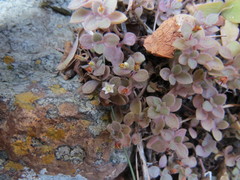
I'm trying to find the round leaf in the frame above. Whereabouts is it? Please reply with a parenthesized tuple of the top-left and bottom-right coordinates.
(175, 72, 193, 84)
(82, 80, 99, 94)
(222, 0, 240, 23)
(132, 69, 149, 82)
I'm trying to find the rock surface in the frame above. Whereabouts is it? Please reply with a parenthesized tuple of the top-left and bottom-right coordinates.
(0, 0, 128, 179)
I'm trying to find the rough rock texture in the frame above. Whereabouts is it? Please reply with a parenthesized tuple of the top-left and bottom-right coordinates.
(0, 0, 128, 179)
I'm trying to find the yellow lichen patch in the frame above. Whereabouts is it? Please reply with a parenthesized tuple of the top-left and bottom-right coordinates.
(3, 56, 15, 64)
(49, 84, 67, 94)
(40, 145, 54, 153)
(4, 161, 24, 171)
(15, 92, 41, 110)
(12, 140, 29, 156)
(41, 154, 55, 164)
(90, 99, 100, 106)
(45, 127, 66, 141)
(35, 59, 41, 64)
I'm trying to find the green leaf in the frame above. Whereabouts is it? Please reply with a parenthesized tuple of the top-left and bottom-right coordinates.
(226, 41, 240, 56)
(196, 1, 224, 16)
(175, 72, 193, 84)
(162, 94, 175, 107)
(171, 64, 182, 75)
(212, 129, 222, 141)
(222, 0, 240, 23)
(130, 98, 142, 114)
(220, 20, 239, 46)
(212, 94, 226, 105)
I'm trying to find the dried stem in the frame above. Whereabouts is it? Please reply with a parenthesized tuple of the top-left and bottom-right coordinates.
(137, 141, 150, 180)
(223, 104, 240, 108)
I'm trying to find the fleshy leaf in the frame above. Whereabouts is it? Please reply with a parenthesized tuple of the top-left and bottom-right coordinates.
(182, 157, 197, 168)
(162, 94, 175, 107)
(169, 98, 182, 112)
(160, 68, 171, 80)
(148, 166, 161, 178)
(123, 112, 135, 126)
(202, 101, 213, 112)
(189, 128, 197, 139)
(175, 72, 193, 84)
(122, 32, 136, 46)
(222, 0, 240, 23)
(159, 154, 167, 168)
(165, 113, 179, 129)
(205, 13, 219, 26)
(217, 121, 229, 130)
(221, 20, 239, 46)
(70, 8, 91, 23)
(147, 136, 167, 153)
(180, 22, 193, 39)
(196, 2, 224, 16)
(130, 98, 142, 114)
(104, 33, 120, 47)
(171, 65, 182, 75)
(131, 133, 141, 145)
(132, 69, 149, 82)
(132, 52, 145, 64)
(226, 41, 240, 56)
(212, 94, 226, 105)
(205, 57, 224, 71)
(176, 143, 189, 159)
(212, 128, 222, 141)
(108, 11, 128, 24)
(82, 80, 99, 94)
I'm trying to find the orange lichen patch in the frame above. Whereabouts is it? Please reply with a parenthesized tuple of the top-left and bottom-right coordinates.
(15, 92, 41, 110)
(3, 56, 15, 64)
(35, 59, 42, 64)
(4, 161, 24, 171)
(49, 84, 67, 94)
(144, 14, 195, 58)
(57, 102, 78, 117)
(45, 127, 66, 141)
(79, 120, 91, 128)
(41, 154, 55, 164)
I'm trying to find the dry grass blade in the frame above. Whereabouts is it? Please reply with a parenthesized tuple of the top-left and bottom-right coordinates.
(137, 141, 150, 180)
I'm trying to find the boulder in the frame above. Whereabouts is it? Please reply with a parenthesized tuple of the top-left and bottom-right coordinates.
(0, 0, 128, 179)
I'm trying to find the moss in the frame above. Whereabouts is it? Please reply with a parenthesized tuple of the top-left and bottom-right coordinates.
(49, 84, 67, 94)
(41, 154, 55, 164)
(3, 56, 15, 64)
(4, 161, 24, 171)
(45, 127, 65, 141)
(15, 92, 41, 110)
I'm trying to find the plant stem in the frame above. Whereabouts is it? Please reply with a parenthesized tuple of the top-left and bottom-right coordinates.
(124, 148, 136, 180)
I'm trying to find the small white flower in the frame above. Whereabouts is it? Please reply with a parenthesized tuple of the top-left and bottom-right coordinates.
(102, 82, 115, 94)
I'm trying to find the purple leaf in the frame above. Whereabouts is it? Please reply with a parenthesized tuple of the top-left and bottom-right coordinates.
(196, 145, 210, 158)
(147, 136, 168, 153)
(132, 69, 149, 82)
(122, 32, 136, 46)
(82, 80, 99, 94)
(159, 154, 167, 168)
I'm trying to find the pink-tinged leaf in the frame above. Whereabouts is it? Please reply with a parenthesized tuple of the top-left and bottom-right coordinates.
(169, 74, 176, 85)
(212, 128, 222, 141)
(108, 11, 127, 24)
(121, 124, 131, 135)
(147, 136, 168, 153)
(192, 84, 203, 94)
(212, 106, 225, 119)
(130, 98, 142, 114)
(126, 0, 134, 11)
(110, 94, 128, 105)
(217, 121, 229, 130)
(80, 34, 93, 49)
(175, 129, 187, 138)
(169, 98, 182, 112)
(225, 156, 236, 167)
(151, 118, 165, 135)
(70, 8, 91, 23)
(162, 94, 175, 107)
(196, 145, 210, 158)
(212, 94, 226, 105)
(179, 54, 188, 65)
(103, 33, 120, 47)
(175, 72, 193, 84)
(122, 32, 136, 46)
(205, 57, 224, 71)
(132, 69, 149, 82)
(132, 52, 146, 64)
(160, 68, 171, 81)
(201, 119, 214, 132)
(189, 128, 197, 139)
(104, 46, 124, 64)
(202, 85, 217, 99)
(84, 15, 111, 31)
(159, 154, 167, 168)
(165, 113, 179, 129)
(176, 143, 189, 159)
(182, 157, 197, 168)
(181, 22, 193, 39)
(57, 35, 79, 71)
(104, 0, 117, 14)
(188, 58, 198, 69)
(131, 133, 141, 145)
(148, 166, 161, 178)
(202, 101, 213, 112)
(102, 66, 111, 80)
(219, 46, 233, 60)
(148, 107, 161, 119)
(123, 112, 136, 126)
(196, 53, 213, 65)
(93, 64, 105, 76)
(68, 0, 93, 9)
(82, 80, 99, 94)
(196, 108, 208, 120)
(146, 96, 162, 107)
(161, 129, 174, 142)
(173, 38, 187, 50)
(120, 134, 131, 147)
(193, 95, 204, 108)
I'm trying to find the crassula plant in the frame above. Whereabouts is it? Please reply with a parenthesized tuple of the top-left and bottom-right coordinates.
(58, 0, 240, 179)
